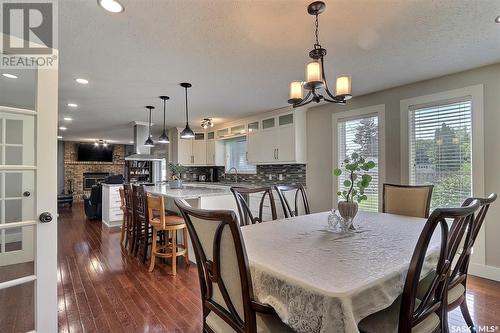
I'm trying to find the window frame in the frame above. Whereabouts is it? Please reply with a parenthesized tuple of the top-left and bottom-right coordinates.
(332, 104, 386, 212)
(223, 136, 257, 174)
(400, 84, 485, 267)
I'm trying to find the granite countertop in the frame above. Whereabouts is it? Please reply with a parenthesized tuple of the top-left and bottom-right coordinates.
(145, 183, 233, 199)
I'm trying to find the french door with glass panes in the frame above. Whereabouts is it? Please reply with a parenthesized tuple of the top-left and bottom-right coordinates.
(0, 67, 58, 332)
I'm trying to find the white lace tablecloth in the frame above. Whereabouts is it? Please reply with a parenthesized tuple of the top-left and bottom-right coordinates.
(241, 211, 440, 333)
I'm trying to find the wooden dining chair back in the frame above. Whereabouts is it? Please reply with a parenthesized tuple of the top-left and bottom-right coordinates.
(274, 185, 310, 218)
(383, 183, 434, 218)
(230, 187, 277, 226)
(132, 185, 151, 263)
(398, 200, 480, 333)
(175, 200, 291, 333)
(444, 193, 497, 329)
(123, 184, 135, 252)
(118, 188, 128, 246)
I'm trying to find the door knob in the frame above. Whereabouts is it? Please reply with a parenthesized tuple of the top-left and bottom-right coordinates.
(39, 212, 53, 223)
(23, 191, 31, 197)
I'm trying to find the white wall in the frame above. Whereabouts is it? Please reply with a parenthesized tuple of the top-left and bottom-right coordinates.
(306, 62, 500, 269)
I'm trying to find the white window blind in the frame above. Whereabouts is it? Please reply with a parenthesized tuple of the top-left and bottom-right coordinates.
(337, 114, 379, 212)
(409, 99, 472, 210)
(224, 137, 256, 173)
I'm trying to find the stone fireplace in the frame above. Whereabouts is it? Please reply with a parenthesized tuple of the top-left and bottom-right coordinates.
(83, 172, 110, 190)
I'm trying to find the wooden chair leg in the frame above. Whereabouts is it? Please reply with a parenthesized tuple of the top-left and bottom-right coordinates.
(183, 227, 190, 266)
(170, 229, 177, 276)
(148, 228, 157, 272)
(142, 224, 150, 264)
(460, 300, 476, 333)
(120, 213, 126, 245)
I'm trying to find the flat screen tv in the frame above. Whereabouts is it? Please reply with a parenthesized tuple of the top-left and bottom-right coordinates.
(77, 144, 114, 162)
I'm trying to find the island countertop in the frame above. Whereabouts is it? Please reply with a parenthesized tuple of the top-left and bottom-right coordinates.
(145, 183, 234, 200)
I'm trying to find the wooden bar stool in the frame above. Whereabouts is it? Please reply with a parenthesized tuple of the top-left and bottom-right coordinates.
(119, 187, 128, 246)
(146, 194, 189, 275)
(122, 184, 135, 253)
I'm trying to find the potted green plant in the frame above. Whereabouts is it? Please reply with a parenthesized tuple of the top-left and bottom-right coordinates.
(168, 163, 187, 189)
(334, 152, 376, 221)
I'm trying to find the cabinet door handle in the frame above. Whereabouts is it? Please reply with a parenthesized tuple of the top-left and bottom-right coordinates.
(277, 148, 279, 160)
(246, 152, 248, 161)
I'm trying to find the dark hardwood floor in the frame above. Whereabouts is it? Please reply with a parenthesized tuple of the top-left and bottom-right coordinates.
(2, 203, 500, 332)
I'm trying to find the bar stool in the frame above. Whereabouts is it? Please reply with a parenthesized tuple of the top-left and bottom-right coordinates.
(119, 187, 128, 246)
(146, 194, 189, 275)
(122, 184, 135, 253)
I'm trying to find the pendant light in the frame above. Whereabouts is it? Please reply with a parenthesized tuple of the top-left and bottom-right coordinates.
(144, 105, 155, 147)
(180, 82, 195, 139)
(158, 95, 170, 143)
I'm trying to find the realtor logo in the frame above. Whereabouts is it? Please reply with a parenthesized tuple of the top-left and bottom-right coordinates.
(1, 0, 58, 68)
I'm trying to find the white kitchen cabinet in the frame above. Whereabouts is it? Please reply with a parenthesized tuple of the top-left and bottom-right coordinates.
(101, 184, 123, 228)
(177, 137, 192, 165)
(247, 108, 307, 164)
(192, 133, 206, 165)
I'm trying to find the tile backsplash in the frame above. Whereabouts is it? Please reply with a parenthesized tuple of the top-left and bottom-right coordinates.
(182, 164, 306, 186)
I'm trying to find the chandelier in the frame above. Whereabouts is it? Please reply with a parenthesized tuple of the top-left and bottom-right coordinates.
(288, 1, 352, 107)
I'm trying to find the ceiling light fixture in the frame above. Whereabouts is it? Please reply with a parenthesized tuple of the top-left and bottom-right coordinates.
(75, 78, 89, 85)
(67, 103, 78, 108)
(144, 105, 155, 147)
(158, 96, 170, 144)
(59, 126, 67, 131)
(2, 73, 18, 79)
(94, 139, 108, 147)
(496, 15, 500, 23)
(97, 0, 124, 13)
(180, 82, 195, 139)
(288, 1, 352, 107)
(201, 118, 214, 129)
(57, 136, 63, 139)
(63, 117, 72, 121)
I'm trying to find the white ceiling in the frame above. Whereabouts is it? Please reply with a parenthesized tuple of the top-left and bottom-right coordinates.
(1, 0, 500, 143)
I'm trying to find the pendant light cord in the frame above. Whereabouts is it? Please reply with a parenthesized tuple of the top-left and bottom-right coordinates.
(184, 87, 189, 125)
(163, 99, 166, 131)
(148, 108, 152, 137)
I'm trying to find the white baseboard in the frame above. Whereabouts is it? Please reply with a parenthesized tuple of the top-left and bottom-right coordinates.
(101, 219, 122, 228)
(469, 263, 500, 282)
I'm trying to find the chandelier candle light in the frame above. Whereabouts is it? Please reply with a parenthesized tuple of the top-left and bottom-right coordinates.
(288, 1, 352, 107)
(158, 96, 170, 144)
(180, 82, 195, 139)
(144, 105, 155, 147)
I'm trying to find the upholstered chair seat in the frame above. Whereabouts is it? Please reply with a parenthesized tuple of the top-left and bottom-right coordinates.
(206, 311, 294, 333)
(358, 297, 440, 333)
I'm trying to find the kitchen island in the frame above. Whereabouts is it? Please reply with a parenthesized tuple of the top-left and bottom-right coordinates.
(145, 183, 239, 213)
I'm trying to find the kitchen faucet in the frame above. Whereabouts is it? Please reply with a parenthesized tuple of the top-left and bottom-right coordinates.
(227, 167, 238, 183)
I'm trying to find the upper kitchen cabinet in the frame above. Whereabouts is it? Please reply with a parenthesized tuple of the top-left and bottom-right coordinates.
(206, 131, 224, 166)
(247, 108, 307, 164)
(172, 130, 207, 166)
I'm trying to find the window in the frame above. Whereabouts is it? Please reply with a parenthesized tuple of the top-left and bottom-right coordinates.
(224, 137, 256, 173)
(337, 114, 380, 212)
(409, 99, 472, 209)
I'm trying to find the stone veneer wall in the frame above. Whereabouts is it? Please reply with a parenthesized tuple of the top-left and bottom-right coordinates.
(182, 164, 306, 186)
(63, 142, 125, 200)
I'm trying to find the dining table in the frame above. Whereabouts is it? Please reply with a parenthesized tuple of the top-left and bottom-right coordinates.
(240, 211, 441, 333)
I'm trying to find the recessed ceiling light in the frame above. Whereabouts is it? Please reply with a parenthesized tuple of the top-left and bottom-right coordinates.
(74, 78, 89, 85)
(2, 73, 18, 79)
(64, 117, 73, 121)
(97, 0, 124, 13)
(496, 15, 500, 23)
(57, 136, 63, 139)
(67, 103, 78, 108)
(129, 141, 134, 144)
(59, 126, 67, 131)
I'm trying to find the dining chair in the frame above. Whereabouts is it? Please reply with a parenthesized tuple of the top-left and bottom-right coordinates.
(416, 193, 497, 333)
(230, 187, 278, 226)
(123, 184, 135, 253)
(383, 183, 434, 218)
(132, 184, 152, 263)
(274, 184, 310, 218)
(147, 194, 189, 275)
(175, 199, 294, 333)
(358, 199, 480, 333)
